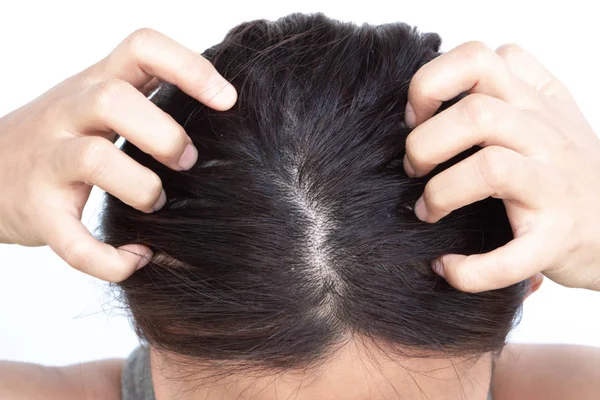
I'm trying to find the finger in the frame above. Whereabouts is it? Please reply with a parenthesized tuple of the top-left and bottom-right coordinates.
(57, 136, 166, 213)
(97, 28, 237, 110)
(68, 79, 197, 171)
(46, 212, 152, 282)
(405, 41, 540, 127)
(495, 43, 572, 100)
(404, 93, 559, 177)
(432, 234, 550, 293)
(415, 146, 547, 223)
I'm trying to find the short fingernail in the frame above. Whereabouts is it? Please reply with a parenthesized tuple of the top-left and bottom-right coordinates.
(207, 73, 237, 109)
(137, 250, 152, 270)
(153, 189, 167, 212)
(432, 258, 445, 278)
(404, 154, 416, 177)
(117, 245, 153, 272)
(178, 144, 198, 170)
(405, 101, 416, 128)
(414, 196, 428, 221)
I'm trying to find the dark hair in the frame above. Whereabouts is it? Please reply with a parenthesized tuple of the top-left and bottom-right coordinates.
(100, 12, 528, 373)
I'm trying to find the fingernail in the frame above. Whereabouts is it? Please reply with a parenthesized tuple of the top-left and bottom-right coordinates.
(405, 101, 416, 128)
(432, 259, 445, 278)
(117, 245, 153, 272)
(206, 74, 237, 109)
(137, 250, 152, 270)
(178, 144, 198, 170)
(153, 189, 167, 212)
(404, 155, 416, 177)
(414, 196, 428, 221)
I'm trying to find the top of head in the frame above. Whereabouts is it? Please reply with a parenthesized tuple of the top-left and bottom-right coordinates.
(100, 12, 528, 374)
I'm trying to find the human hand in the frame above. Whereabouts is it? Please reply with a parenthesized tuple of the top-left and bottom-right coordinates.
(404, 42, 600, 292)
(0, 28, 237, 282)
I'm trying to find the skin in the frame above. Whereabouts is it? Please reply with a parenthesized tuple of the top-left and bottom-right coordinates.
(149, 341, 495, 400)
(0, 28, 237, 282)
(0, 359, 124, 400)
(403, 41, 600, 293)
(4, 342, 600, 400)
(0, 30, 598, 398)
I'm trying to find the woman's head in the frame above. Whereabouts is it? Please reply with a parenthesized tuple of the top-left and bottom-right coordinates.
(101, 12, 531, 398)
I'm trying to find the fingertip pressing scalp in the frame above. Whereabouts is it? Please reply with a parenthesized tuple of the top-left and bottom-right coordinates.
(99, 12, 528, 375)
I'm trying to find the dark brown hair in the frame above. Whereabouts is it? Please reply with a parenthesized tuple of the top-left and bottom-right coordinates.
(100, 12, 528, 373)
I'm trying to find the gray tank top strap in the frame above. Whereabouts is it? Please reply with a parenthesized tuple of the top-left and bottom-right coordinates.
(121, 345, 157, 400)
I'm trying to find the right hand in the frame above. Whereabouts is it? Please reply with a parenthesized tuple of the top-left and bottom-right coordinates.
(0, 28, 237, 282)
(403, 42, 600, 293)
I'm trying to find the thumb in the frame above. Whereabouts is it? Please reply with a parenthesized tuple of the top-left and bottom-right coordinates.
(433, 234, 549, 293)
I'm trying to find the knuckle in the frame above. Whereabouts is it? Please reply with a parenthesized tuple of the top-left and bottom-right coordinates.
(63, 241, 93, 271)
(404, 133, 428, 169)
(452, 264, 481, 293)
(154, 127, 188, 160)
(422, 180, 447, 216)
(460, 94, 496, 128)
(455, 274, 479, 293)
(410, 68, 436, 100)
(460, 40, 494, 67)
(477, 147, 512, 191)
(125, 28, 158, 55)
(77, 138, 113, 180)
(90, 79, 129, 118)
(495, 43, 525, 59)
(404, 133, 419, 158)
(460, 40, 491, 56)
(136, 173, 163, 210)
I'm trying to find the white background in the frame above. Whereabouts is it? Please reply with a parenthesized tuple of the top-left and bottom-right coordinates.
(0, 0, 599, 366)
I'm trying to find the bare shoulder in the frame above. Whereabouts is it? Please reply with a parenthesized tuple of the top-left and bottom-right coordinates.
(492, 343, 600, 400)
(0, 358, 124, 400)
